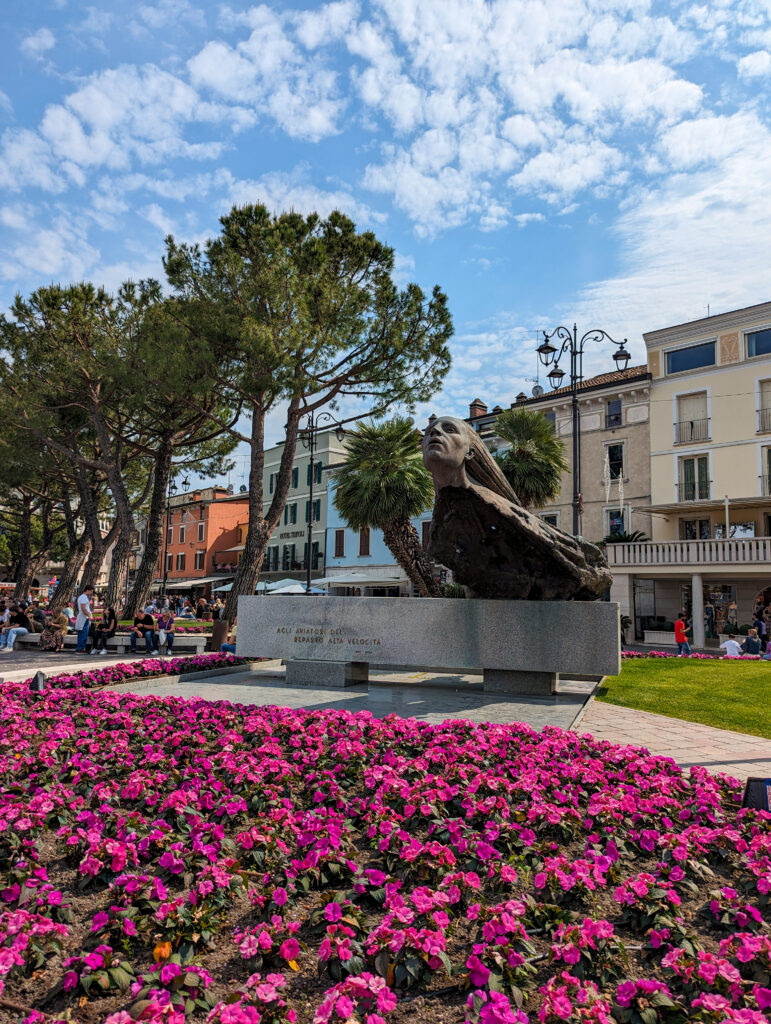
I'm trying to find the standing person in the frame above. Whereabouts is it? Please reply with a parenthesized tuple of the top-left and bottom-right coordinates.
(74, 585, 95, 653)
(720, 634, 743, 657)
(753, 613, 766, 651)
(196, 596, 206, 620)
(157, 608, 175, 655)
(92, 606, 118, 654)
(129, 610, 158, 655)
(674, 612, 691, 656)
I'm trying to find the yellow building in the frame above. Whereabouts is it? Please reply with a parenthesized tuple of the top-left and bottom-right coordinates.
(609, 301, 771, 646)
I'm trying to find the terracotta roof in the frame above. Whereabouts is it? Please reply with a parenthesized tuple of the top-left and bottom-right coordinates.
(511, 364, 650, 404)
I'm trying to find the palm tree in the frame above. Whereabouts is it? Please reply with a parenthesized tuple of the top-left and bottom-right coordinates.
(333, 417, 439, 597)
(493, 407, 569, 509)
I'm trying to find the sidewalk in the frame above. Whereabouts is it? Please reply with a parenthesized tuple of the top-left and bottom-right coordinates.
(578, 699, 771, 781)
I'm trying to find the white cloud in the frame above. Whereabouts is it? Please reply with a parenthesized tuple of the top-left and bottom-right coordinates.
(188, 7, 346, 141)
(0, 91, 12, 116)
(141, 202, 175, 235)
(0, 129, 63, 192)
(222, 168, 384, 226)
(737, 49, 771, 78)
(514, 212, 545, 227)
(294, 1, 358, 48)
(573, 114, 771, 369)
(0, 211, 99, 283)
(20, 27, 55, 60)
(137, 1, 206, 30)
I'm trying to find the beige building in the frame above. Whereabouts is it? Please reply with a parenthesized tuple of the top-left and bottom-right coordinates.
(468, 364, 652, 545)
(608, 301, 771, 645)
(263, 430, 349, 581)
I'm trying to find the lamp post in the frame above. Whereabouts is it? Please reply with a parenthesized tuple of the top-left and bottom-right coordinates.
(160, 474, 190, 599)
(299, 411, 345, 595)
(537, 324, 631, 537)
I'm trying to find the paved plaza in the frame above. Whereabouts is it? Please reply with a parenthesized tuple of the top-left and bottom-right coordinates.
(1, 651, 769, 781)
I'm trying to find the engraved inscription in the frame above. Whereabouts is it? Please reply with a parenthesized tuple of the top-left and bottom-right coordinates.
(274, 624, 382, 650)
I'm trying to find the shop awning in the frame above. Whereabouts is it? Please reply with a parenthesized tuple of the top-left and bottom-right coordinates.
(217, 544, 246, 553)
(165, 575, 234, 589)
(315, 572, 405, 587)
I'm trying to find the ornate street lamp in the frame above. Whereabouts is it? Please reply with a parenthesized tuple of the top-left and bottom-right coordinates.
(161, 473, 190, 598)
(537, 324, 631, 536)
(299, 411, 345, 595)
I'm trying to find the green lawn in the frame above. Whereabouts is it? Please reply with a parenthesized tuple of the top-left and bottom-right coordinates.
(597, 658, 771, 738)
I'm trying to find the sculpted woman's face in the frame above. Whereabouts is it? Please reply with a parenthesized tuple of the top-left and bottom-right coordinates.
(422, 417, 474, 487)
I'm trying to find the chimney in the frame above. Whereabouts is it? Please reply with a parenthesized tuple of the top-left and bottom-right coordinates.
(469, 398, 488, 420)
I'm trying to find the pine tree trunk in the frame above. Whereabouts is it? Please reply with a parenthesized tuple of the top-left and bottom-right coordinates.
(49, 536, 91, 612)
(13, 496, 33, 600)
(124, 438, 174, 619)
(81, 519, 118, 592)
(382, 517, 439, 597)
(223, 397, 301, 625)
(106, 526, 130, 612)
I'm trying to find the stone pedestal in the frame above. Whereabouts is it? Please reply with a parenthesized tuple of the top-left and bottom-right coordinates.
(285, 659, 369, 688)
(483, 669, 556, 697)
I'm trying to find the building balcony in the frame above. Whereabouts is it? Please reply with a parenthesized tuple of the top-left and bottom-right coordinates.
(674, 418, 710, 444)
(758, 407, 771, 432)
(605, 411, 622, 428)
(605, 537, 771, 572)
(676, 479, 711, 502)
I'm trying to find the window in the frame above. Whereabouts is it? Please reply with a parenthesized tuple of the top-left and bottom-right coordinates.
(763, 447, 771, 496)
(544, 412, 556, 431)
(759, 380, 771, 432)
(292, 467, 299, 488)
(607, 508, 625, 535)
(666, 340, 715, 374)
(269, 473, 274, 494)
(316, 462, 322, 484)
(334, 529, 345, 557)
(284, 504, 297, 525)
(540, 513, 559, 527)
(748, 327, 771, 358)
(421, 520, 432, 550)
(166, 525, 172, 545)
(197, 522, 205, 541)
(675, 392, 709, 443)
(305, 499, 322, 523)
(165, 553, 172, 572)
(194, 551, 205, 570)
(199, 505, 205, 519)
(176, 553, 186, 571)
(680, 518, 710, 540)
(359, 528, 371, 556)
(179, 525, 185, 543)
(678, 455, 710, 501)
(282, 545, 290, 570)
(606, 443, 624, 479)
(606, 399, 622, 428)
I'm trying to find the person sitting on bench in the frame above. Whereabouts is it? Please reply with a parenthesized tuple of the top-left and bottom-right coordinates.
(129, 611, 158, 654)
(93, 606, 118, 654)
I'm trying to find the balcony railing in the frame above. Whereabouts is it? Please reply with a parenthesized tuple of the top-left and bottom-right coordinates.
(605, 537, 771, 568)
(676, 479, 711, 501)
(605, 412, 622, 428)
(674, 418, 710, 443)
(759, 407, 771, 432)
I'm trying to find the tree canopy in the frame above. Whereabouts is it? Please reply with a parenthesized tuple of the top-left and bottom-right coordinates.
(493, 407, 569, 510)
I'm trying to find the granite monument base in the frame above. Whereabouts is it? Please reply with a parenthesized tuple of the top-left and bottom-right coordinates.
(482, 668, 556, 697)
(285, 659, 368, 688)
(238, 595, 620, 697)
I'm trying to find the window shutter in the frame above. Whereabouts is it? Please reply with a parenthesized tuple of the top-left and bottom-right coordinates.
(761, 381, 771, 409)
(307, 464, 312, 485)
(292, 468, 298, 488)
(305, 500, 311, 523)
(270, 473, 274, 494)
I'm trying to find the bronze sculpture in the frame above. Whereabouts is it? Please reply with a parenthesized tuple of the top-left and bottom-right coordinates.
(421, 417, 612, 600)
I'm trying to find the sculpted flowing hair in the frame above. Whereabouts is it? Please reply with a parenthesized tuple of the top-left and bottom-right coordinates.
(442, 417, 519, 503)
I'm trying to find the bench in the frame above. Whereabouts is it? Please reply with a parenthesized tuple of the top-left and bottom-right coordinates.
(15, 633, 209, 655)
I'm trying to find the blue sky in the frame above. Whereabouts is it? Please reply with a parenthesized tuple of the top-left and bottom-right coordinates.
(2, 0, 771, 475)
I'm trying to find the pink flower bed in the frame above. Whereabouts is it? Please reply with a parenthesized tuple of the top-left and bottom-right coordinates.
(622, 650, 762, 660)
(0, 681, 768, 1023)
(18, 651, 246, 692)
